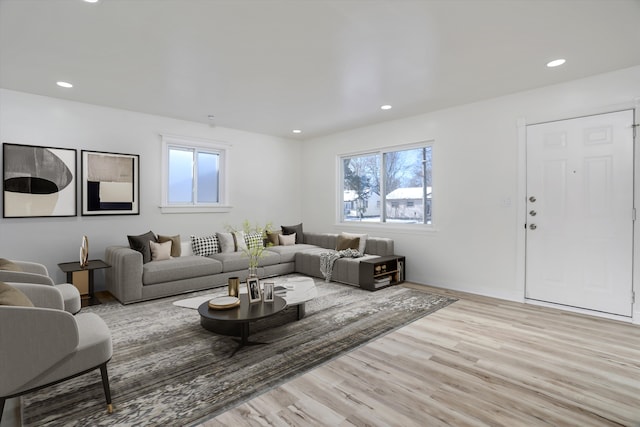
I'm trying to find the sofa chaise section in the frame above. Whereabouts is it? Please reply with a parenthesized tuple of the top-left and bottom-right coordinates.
(294, 233, 394, 286)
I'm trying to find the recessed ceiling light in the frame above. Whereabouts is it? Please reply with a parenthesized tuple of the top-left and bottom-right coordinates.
(292, 129, 302, 134)
(84, 0, 99, 3)
(56, 81, 73, 88)
(380, 105, 392, 110)
(546, 59, 566, 68)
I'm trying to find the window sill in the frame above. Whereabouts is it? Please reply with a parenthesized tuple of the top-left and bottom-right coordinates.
(160, 205, 233, 214)
(335, 222, 438, 235)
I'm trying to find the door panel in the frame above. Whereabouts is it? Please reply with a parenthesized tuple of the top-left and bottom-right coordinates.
(526, 110, 634, 316)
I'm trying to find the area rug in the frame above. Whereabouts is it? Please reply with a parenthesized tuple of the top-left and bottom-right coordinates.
(22, 276, 456, 426)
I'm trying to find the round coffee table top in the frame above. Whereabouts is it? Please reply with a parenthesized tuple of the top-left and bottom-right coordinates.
(198, 294, 286, 323)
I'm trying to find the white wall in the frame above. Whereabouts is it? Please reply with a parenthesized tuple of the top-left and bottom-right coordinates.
(0, 89, 303, 287)
(301, 65, 640, 319)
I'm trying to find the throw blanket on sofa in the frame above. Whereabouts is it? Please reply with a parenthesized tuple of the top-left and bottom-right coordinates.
(320, 249, 362, 282)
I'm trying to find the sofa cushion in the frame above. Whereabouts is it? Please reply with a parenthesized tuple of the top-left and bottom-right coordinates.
(303, 232, 338, 250)
(0, 259, 22, 272)
(216, 232, 235, 253)
(339, 232, 368, 254)
(128, 231, 157, 264)
(336, 234, 360, 251)
(266, 231, 281, 246)
(150, 240, 172, 261)
(278, 233, 296, 246)
(245, 232, 264, 250)
(158, 234, 181, 257)
(209, 250, 281, 272)
(266, 244, 318, 263)
(190, 235, 219, 256)
(0, 281, 34, 306)
(233, 231, 248, 251)
(142, 256, 223, 285)
(281, 223, 303, 244)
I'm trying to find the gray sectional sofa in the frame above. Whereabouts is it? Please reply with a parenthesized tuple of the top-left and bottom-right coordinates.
(105, 232, 394, 304)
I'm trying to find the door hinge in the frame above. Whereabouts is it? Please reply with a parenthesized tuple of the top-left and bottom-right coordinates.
(633, 291, 636, 304)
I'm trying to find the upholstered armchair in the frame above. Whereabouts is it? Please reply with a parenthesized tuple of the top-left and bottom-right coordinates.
(0, 282, 113, 423)
(0, 259, 81, 314)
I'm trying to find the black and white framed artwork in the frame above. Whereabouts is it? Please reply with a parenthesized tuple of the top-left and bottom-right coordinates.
(81, 150, 139, 215)
(3, 142, 77, 218)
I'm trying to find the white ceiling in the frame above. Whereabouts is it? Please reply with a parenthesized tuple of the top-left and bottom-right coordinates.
(1, 0, 640, 139)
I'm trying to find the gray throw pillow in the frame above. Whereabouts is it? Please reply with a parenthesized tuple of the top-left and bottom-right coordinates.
(127, 231, 157, 263)
(281, 223, 303, 244)
(216, 232, 236, 253)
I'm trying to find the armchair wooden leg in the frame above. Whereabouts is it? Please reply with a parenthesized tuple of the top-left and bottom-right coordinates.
(99, 364, 113, 414)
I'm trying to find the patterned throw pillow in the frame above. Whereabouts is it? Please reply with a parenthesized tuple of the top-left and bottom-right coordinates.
(190, 235, 220, 256)
(244, 232, 264, 250)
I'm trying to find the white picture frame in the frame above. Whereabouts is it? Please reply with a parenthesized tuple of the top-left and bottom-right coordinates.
(263, 282, 274, 302)
(246, 277, 261, 303)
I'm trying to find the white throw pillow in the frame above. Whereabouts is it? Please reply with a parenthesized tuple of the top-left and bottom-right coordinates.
(278, 233, 296, 246)
(233, 231, 248, 251)
(150, 240, 172, 261)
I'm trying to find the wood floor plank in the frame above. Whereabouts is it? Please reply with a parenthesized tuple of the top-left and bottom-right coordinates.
(199, 284, 640, 427)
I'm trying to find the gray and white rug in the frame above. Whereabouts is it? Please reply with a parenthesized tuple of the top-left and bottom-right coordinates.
(22, 275, 456, 426)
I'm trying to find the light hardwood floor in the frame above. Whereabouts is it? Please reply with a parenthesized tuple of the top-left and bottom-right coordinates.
(199, 284, 640, 427)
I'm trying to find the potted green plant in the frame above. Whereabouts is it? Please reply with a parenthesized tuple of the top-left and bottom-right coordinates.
(226, 220, 273, 277)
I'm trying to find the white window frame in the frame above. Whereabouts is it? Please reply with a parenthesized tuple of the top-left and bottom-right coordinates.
(160, 134, 232, 214)
(338, 140, 434, 228)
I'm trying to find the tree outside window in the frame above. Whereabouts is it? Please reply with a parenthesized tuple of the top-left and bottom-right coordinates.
(341, 144, 432, 224)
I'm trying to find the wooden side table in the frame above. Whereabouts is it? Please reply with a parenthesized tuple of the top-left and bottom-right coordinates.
(58, 259, 111, 306)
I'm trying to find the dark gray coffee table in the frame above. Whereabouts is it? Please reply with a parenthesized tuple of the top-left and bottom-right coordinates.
(198, 294, 286, 356)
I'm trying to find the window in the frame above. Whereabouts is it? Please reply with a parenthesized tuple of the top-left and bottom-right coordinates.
(161, 135, 229, 213)
(341, 143, 432, 224)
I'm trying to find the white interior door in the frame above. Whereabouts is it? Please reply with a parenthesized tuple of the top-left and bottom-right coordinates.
(525, 110, 634, 316)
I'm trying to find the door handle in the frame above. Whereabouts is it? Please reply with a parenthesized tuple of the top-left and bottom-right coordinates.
(529, 224, 537, 230)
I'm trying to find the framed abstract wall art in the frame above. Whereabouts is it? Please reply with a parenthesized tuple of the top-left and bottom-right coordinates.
(3, 143, 77, 218)
(81, 150, 139, 215)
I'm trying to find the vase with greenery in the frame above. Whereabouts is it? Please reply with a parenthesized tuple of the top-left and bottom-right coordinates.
(226, 220, 273, 278)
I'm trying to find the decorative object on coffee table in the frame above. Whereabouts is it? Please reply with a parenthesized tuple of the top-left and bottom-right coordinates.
(208, 296, 240, 310)
(263, 282, 274, 302)
(226, 220, 274, 277)
(228, 277, 239, 297)
(246, 277, 261, 303)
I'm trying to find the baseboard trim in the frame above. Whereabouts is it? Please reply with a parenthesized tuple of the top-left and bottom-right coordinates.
(525, 299, 634, 323)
